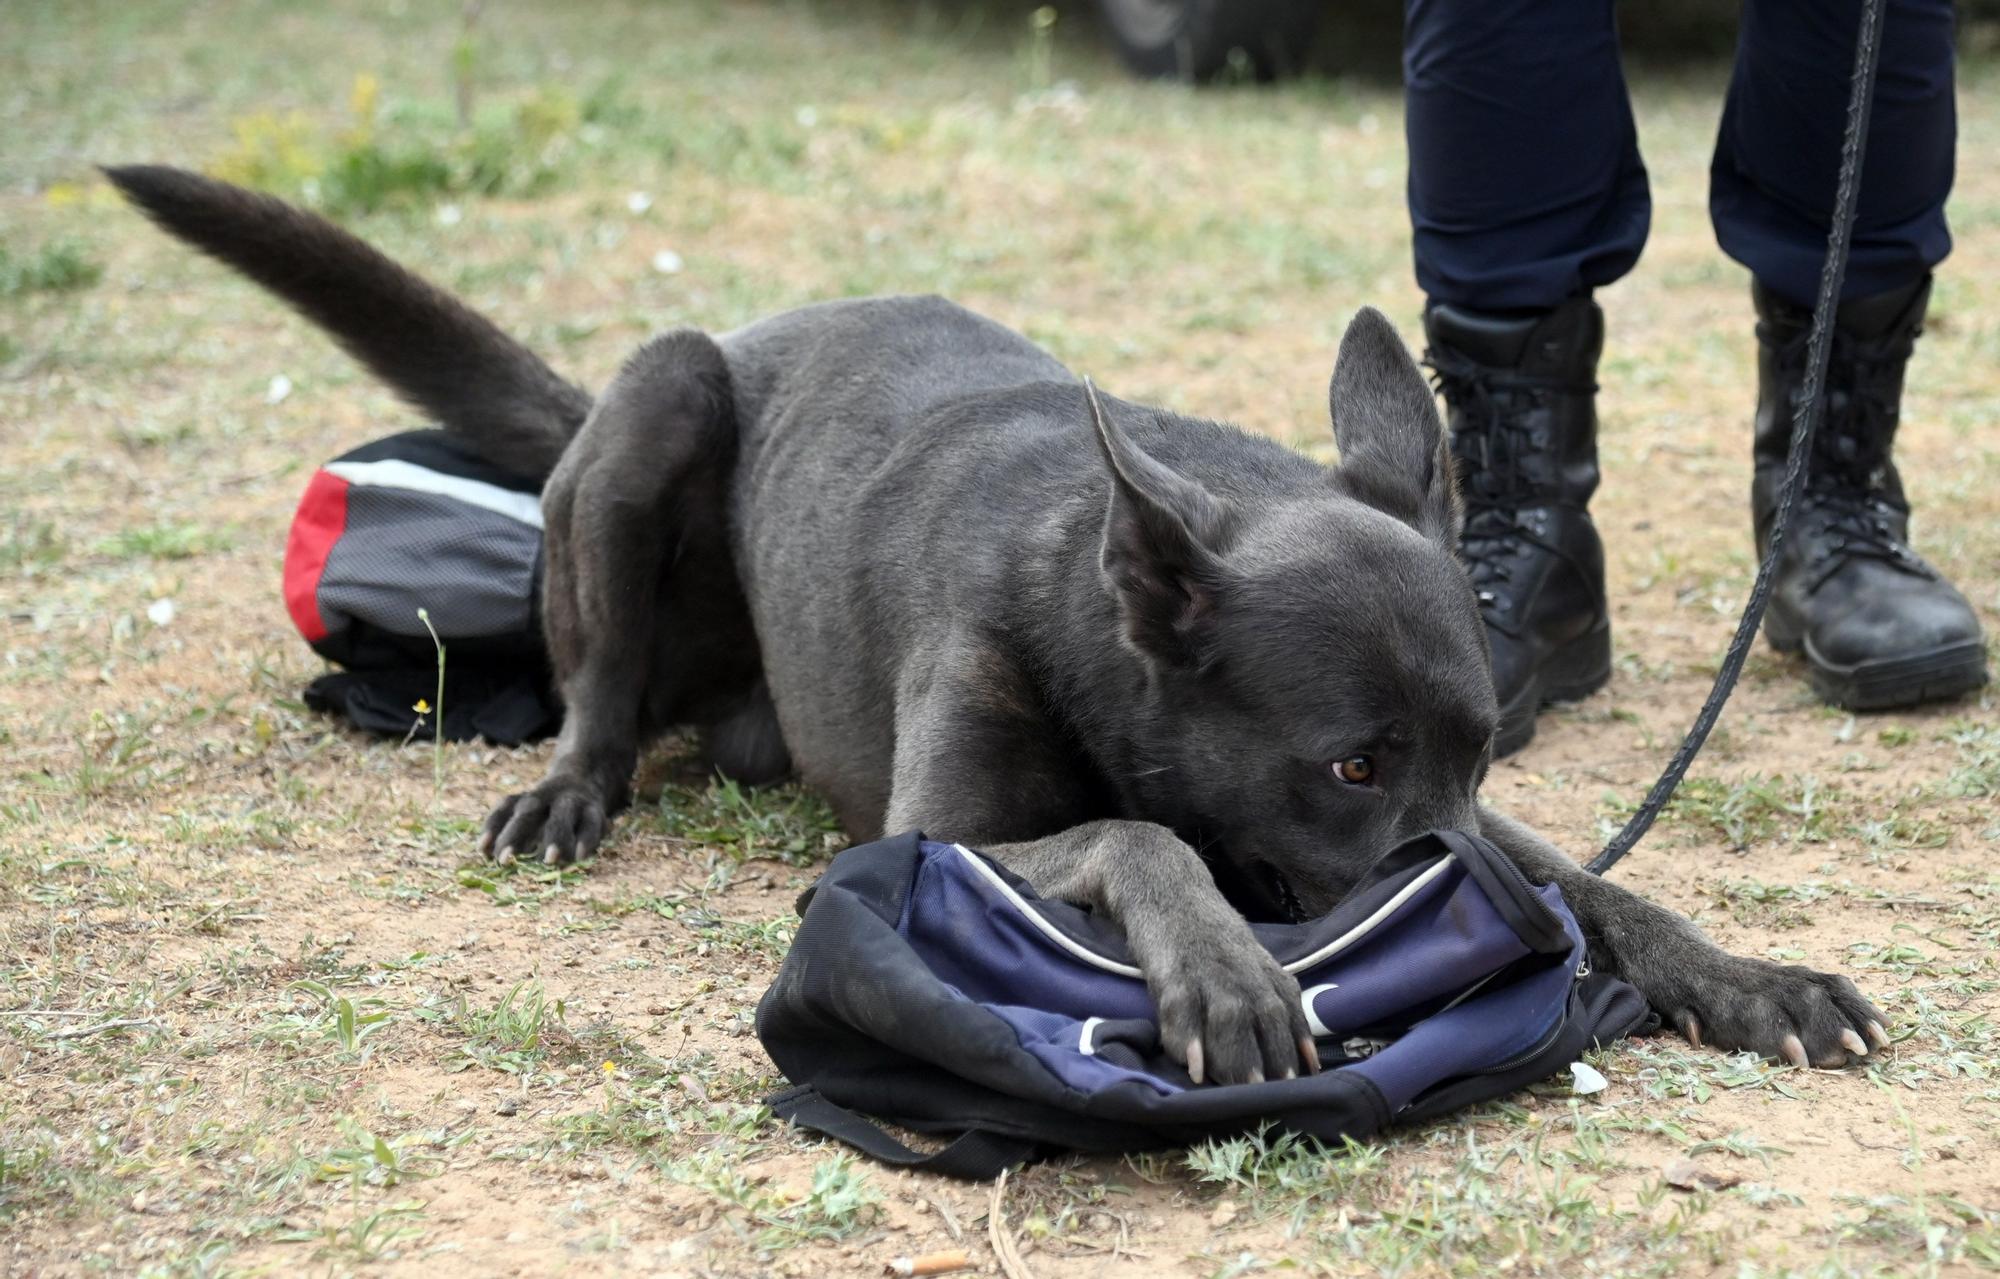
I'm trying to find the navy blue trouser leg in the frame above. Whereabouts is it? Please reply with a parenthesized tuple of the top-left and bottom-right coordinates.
(1404, 0, 1650, 310)
(1405, 0, 1956, 311)
(1711, 0, 1956, 305)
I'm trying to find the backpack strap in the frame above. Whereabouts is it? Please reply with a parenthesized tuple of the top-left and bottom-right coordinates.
(768, 1085, 1042, 1181)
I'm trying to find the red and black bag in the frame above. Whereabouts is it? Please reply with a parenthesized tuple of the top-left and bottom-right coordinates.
(284, 430, 560, 745)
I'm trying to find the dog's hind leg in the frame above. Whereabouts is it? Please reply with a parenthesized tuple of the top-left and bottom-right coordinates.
(481, 330, 740, 865)
(704, 679, 792, 787)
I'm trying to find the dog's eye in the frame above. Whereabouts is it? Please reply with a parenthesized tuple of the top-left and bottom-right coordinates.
(1332, 756, 1375, 786)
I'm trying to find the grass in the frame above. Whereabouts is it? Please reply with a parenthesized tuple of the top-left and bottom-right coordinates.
(0, 239, 101, 297)
(262, 980, 395, 1060)
(649, 774, 844, 866)
(1, 0, 1997, 1274)
(432, 980, 577, 1075)
(206, 73, 633, 216)
(666, 1149, 884, 1250)
(93, 521, 232, 561)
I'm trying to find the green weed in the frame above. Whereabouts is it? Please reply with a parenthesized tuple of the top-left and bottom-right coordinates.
(278, 1201, 427, 1262)
(314, 1119, 434, 1190)
(456, 859, 585, 907)
(0, 1134, 57, 1219)
(1605, 773, 1843, 850)
(260, 980, 394, 1060)
(1944, 721, 2000, 798)
(1185, 1125, 1386, 1231)
(0, 240, 102, 297)
(94, 521, 229, 561)
(0, 518, 67, 576)
(654, 774, 843, 865)
(209, 72, 626, 215)
(668, 1149, 883, 1249)
(432, 980, 574, 1074)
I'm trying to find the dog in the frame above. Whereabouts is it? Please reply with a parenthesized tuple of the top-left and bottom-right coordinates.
(109, 165, 1889, 1086)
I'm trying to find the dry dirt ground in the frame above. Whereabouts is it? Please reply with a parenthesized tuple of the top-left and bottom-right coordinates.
(5, 2, 2000, 1276)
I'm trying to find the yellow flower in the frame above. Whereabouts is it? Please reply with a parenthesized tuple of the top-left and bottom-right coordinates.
(350, 72, 379, 125)
(601, 1059, 617, 1075)
(412, 699, 431, 715)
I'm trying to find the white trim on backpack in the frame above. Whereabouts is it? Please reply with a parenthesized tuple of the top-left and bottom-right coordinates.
(1077, 1017, 1105, 1056)
(1300, 984, 1341, 1037)
(949, 843, 1458, 981)
(954, 845, 1145, 977)
(1279, 856, 1456, 974)
(326, 458, 545, 529)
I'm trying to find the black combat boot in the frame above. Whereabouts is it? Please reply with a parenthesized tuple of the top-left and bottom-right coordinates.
(1424, 298, 1611, 757)
(1752, 276, 1989, 708)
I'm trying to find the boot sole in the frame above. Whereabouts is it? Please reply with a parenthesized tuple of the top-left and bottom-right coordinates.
(1764, 621, 1990, 711)
(1494, 623, 1613, 759)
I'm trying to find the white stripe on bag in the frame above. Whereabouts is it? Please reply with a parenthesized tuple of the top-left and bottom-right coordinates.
(1300, 983, 1340, 1037)
(1078, 1016, 1105, 1056)
(326, 458, 545, 529)
(950, 844, 1457, 980)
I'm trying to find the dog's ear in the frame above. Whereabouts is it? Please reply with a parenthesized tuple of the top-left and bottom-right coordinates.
(1328, 307, 1459, 545)
(1084, 379, 1233, 668)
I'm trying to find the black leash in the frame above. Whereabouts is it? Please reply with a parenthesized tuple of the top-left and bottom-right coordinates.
(1587, 0, 1887, 876)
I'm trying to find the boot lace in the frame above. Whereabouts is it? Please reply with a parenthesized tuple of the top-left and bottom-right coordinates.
(1424, 348, 1599, 617)
(1767, 323, 1928, 587)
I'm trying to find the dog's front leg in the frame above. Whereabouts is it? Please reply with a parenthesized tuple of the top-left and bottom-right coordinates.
(1478, 806, 1887, 1068)
(881, 649, 1317, 1086)
(963, 822, 1318, 1086)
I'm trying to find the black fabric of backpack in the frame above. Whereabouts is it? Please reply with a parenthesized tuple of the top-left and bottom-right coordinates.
(284, 430, 560, 746)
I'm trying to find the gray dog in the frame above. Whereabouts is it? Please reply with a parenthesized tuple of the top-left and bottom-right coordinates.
(112, 165, 1890, 1086)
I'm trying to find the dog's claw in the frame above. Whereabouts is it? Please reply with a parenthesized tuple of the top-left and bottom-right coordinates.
(1298, 1036, 1322, 1075)
(1186, 1038, 1205, 1086)
(496, 846, 516, 865)
(1840, 1028, 1869, 1058)
(1781, 1034, 1810, 1069)
(543, 845, 561, 865)
(1683, 1014, 1703, 1049)
(1868, 1020, 1891, 1050)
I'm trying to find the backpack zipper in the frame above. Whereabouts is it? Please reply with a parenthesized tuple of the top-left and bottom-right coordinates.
(1476, 960, 1590, 1075)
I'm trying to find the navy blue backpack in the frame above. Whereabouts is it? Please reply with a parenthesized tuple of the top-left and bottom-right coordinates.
(756, 829, 1653, 1178)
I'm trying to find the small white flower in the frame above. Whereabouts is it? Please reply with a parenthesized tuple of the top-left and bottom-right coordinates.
(651, 249, 684, 275)
(626, 191, 653, 215)
(146, 598, 176, 627)
(265, 374, 292, 404)
(436, 203, 464, 227)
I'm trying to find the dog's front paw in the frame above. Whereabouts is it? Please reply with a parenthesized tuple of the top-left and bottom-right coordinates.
(479, 776, 609, 866)
(1150, 937, 1317, 1086)
(1664, 953, 1889, 1069)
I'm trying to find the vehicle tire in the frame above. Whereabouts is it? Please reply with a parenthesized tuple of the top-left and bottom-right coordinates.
(1095, 0, 1320, 83)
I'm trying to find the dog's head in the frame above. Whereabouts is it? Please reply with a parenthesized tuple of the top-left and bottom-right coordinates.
(1089, 307, 1498, 921)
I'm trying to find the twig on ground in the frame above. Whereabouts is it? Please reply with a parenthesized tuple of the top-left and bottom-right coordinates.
(45, 1018, 160, 1040)
(923, 1193, 964, 1242)
(988, 1169, 1035, 1279)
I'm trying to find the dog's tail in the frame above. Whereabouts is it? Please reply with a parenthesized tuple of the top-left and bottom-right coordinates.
(103, 164, 590, 478)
